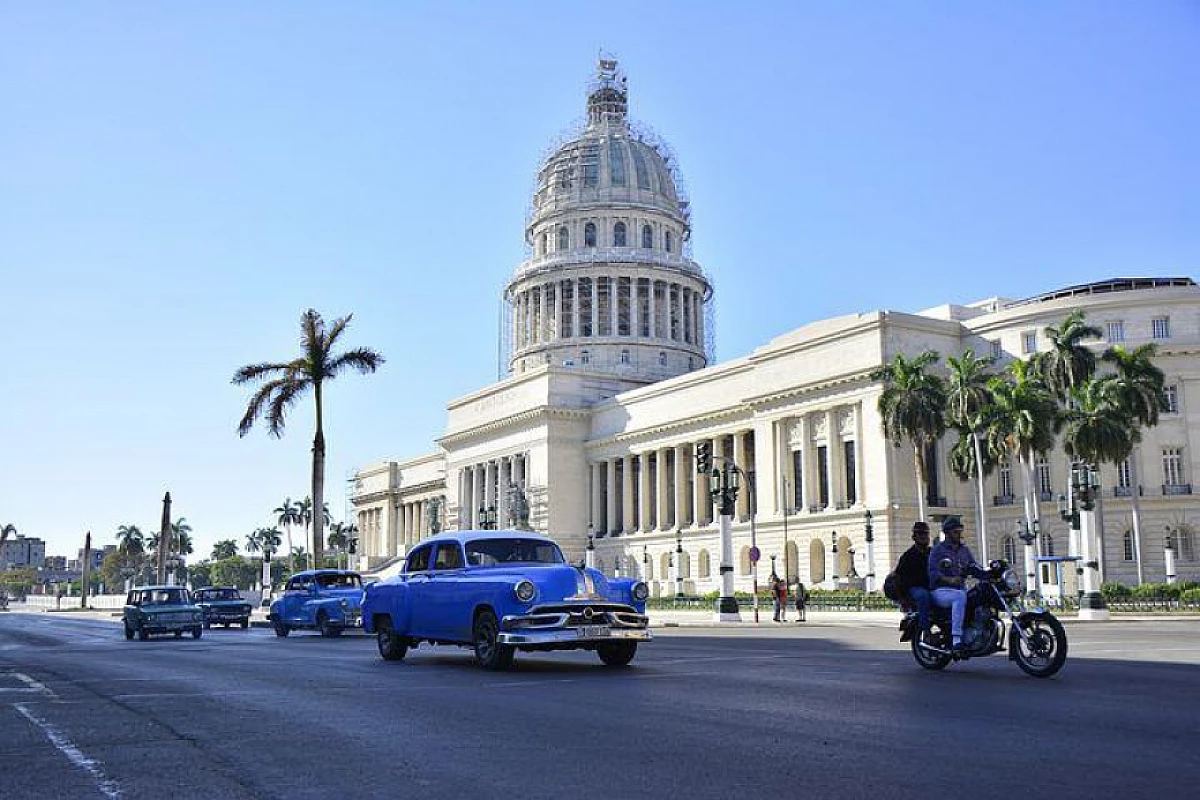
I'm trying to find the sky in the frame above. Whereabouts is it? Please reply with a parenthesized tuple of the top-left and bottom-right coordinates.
(2, 2, 1198, 563)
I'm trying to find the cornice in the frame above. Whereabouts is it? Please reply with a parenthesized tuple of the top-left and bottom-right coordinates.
(438, 405, 590, 447)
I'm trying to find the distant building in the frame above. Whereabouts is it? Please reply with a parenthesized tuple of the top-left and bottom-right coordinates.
(69, 545, 114, 572)
(2, 534, 47, 570)
(43, 555, 67, 571)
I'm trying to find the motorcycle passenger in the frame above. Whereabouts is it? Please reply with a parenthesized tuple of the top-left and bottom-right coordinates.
(894, 521, 933, 641)
(928, 516, 986, 654)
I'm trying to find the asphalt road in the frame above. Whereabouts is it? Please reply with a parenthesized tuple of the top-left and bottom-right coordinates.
(2, 612, 1198, 800)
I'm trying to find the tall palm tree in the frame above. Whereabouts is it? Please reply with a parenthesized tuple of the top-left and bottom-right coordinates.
(273, 498, 301, 573)
(1038, 310, 1103, 401)
(212, 540, 239, 560)
(328, 522, 348, 569)
(870, 350, 947, 521)
(1, 523, 15, 553)
(946, 349, 996, 559)
(260, 527, 283, 560)
(234, 309, 385, 566)
(1102, 343, 1167, 583)
(115, 524, 144, 556)
(172, 517, 193, 558)
(299, 497, 332, 567)
(986, 359, 1059, 581)
(245, 529, 262, 557)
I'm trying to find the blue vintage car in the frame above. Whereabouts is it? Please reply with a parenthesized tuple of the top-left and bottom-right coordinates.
(269, 569, 364, 637)
(361, 530, 651, 669)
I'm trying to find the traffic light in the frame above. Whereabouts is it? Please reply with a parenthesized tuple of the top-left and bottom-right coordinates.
(695, 441, 712, 474)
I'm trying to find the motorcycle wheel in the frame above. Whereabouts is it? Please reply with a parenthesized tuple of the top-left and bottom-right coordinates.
(911, 623, 952, 670)
(1012, 614, 1068, 678)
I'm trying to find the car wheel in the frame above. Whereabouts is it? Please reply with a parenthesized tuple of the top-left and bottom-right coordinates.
(473, 610, 514, 671)
(123, 623, 134, 641)
(597, 641, 638, 668)
(317, 611, 342, 638)
(273, 621, 290, 637)
(137, 625, 149, 641)
(174, 630, 183, 639)
(192, 627, 202, 640)
(376, 618, 408, 662)
(240, 619, 249, 630)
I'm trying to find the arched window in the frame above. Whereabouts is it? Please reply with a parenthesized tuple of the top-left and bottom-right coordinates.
(665, 230, 674, 253)
(557, 226, 569, 251)
(680, 551, 690, 579)
(740, 546, 752, 576)
(619, 349, 630, 365)
(642, 224, 653, 249)
(613, 221, 627, 247)
(658, 351, 667, 366)
(584, 222, 597, 247)
(785, 541, 800, 583)
(580, 350, 590, 365)
(1123, 531, 1135, 561)
(660, 553, 671, 578)
(698, 549, 711, 578)
(539, 232, 547, 256)
(809, 539, 826, 584)
(644, 558, 653, 581)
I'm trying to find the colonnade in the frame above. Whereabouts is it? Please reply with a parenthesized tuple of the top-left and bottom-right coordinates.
(458, 452, 529, 529)
(512, 276, 704, 350)
(356, 497, 444, 561)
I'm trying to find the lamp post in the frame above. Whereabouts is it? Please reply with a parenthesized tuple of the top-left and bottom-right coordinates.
(830, 532, 839, 587)
(1164, 526, 1177, 585)
(781, 477, 792, 587)
(427, 497, 443, 535)
(1017, 519, 1038, 601)
(769, 553, 777, 578)
(1065, 462, 1108, 619)
(642, 545, 649, 584)
(674, 529, 685, 599)
(585, 526, 595, 570)
(710, 460, 742, 621)
(864, 510, 876, 593)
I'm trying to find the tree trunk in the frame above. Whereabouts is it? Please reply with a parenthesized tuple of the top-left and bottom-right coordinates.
(311, 382, 326, 570)
(913, 445, 927, 522)
(1019, 452, 1042, 596)
(972, 432, 989, 562)
(1128, 450, 1145, 585)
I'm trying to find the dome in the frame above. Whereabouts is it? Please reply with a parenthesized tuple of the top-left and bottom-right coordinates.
(529, 62, 688, 229)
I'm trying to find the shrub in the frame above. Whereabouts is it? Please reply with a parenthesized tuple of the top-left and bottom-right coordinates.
(1181, 588, 1200, 605)
(1101, 582, 1132, 599)
(1131, 582, 1182, 600)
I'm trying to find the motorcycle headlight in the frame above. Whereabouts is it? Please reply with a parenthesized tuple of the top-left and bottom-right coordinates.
(514, 580, 536, 603)
(631, 581, 649, 602)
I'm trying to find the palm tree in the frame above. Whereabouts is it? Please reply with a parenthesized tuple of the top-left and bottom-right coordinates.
(233, 309, 385, 566)
(115, 524, 144, 556)
(244, 529, 262, 557)
(299, 497, 332, 567)
(870, 350, 947, 521)
(172, 518, 193, 558)
(1, 523, 15, 554)
(1102, 343, 1167, 583)
(212, 540, 239, 560)
(946, 349, 996, 560)
(1038, 310, 1103, 400)
(328, 522, 348, 569)
(273, 498, 301, 573)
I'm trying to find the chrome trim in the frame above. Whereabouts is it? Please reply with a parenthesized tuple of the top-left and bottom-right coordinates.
(498, 628, 652, 646)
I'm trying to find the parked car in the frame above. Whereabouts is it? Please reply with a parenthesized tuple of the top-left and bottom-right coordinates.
(269, 569, 364, 637)
(123, 586, 204, 640)
(192, 586, 253, 629)
(361, 531, 651, 670)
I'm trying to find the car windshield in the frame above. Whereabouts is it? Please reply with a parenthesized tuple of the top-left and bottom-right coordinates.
(315, 573, 361, 589)
(147, 589, 188, 605)
(197, 589, 241, 601)
(466, 538, 565, 567)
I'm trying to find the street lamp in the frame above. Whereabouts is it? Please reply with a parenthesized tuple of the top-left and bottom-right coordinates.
(769, 553, 777, 578)
(585, 526, 595, 570)
(427, 497, 443, 535)
(830, 532, 839, 587)
(709, 459, 743, 621)
(864, 510, 876, 592)
(1061, 462, 1107, 619)
(1017, 518, 1038, 601)
(781, 477, 792, 588)
(674, 529, 685, 599)
(1164, 526, 1178, 585)
(642, 545, 649, 583)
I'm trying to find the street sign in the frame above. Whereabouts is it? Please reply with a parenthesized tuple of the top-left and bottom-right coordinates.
(749, 546, 760, 563)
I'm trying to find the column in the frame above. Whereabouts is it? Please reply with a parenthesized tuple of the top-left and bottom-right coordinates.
(826, 409, 843, 508)
(607, 458, 619, 536)
(473, 464, 485, 527)
(591, 461, 604, 535)
(570, 278, 579, 340)
(496, 458, 510, 527)
(622, 455, 636, 534)
(590, 278, 599, 343)
(647, 280, 657, 338)
(674, 443, 689, 528)
(752, 418, 777, 517)
(539, 284, 548, 343)
(656, 447, 670, 530)
(733, 430, 749, 520)
(638, 453, 653, 532)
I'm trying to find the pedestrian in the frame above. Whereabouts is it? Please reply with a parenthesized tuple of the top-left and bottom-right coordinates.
(770, 573, 782, 621)
(773, 575, 788, 622)
(794, 579, 807, 622)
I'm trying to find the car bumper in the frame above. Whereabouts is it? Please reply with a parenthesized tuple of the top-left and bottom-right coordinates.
(497, 627, 652, 646)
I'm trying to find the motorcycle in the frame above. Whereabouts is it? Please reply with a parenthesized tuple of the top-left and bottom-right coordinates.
(903, 559, 1068, 678)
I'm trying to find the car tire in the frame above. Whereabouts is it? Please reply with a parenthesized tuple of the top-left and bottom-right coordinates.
(273, 621, 290, 637)
(240, 619, 249, 630)
(376, 618, 408, 661)
(137, 625, 149, 641)
(597, 641, 638, 667)
(473, 610, 514, 671)
(174, 630, 183, 639)
(192, 627, 202, 640)
(317, 611, 342, 638)
(123, 623, 134, 641)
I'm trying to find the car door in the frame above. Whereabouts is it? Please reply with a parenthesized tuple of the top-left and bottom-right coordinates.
(424, 542, 468, 641)
(281, 577, 309, 624)
(402, 545, 435, 638)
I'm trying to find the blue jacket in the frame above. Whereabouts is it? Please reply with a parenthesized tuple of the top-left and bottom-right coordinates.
(928, 541, 984, 588)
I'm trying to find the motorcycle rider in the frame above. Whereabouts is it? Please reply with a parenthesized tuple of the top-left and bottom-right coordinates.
(894, 521, 933, 641)
(928, 516, 986, 655)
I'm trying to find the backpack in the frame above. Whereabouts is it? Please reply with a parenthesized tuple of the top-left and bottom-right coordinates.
(882, 572, 902, 603)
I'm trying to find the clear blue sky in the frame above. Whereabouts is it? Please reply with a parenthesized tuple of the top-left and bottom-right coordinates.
(2, 2, 1197, 562)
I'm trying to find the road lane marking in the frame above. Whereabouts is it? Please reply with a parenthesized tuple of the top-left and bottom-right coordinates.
(15, 702, 122, 799)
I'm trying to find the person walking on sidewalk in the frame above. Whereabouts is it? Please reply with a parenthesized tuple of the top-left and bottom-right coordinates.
(794, 580, 807, 622)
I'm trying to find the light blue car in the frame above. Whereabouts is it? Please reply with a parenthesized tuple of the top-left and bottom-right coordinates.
(269, 569, 364, 637)
(362, 531, 651, 670)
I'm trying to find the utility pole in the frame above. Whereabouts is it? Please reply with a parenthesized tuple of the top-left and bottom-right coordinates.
(80, 530, 92, 609)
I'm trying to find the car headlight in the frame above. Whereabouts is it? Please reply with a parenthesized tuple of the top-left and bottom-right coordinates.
(514, 580, 536, 602)
(631, 581, 649, 602)
(340, 599, 349, 610)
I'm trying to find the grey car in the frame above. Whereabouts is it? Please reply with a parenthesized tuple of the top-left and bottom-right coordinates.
(123, 586, 204, 640)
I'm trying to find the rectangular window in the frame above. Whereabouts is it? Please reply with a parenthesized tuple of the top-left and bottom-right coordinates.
(543, 283, 555, 342)
(560, 279, 574, 338)
(1123, 532, 1135, 562)
(582, 144, 600, 188)
(1163, 448, 1184, 486)
(1036, 457, 1052, 496)
(999, 461, 1013, 498)
(1022, 331, 1038, 354)
(925, 442, 941, 506)
(597, 277, 612, 336)
(578, 278, 593, 337)
(1152, 316, 1171, 339)
(844, 440, 857, 506)
(791, 450, 803, 511)
(617, 277, 631, 336)
(1106, 320, 1125, 343)
(654, 281, 667, 337)
(817, 446, 829, 509)
(682, 288, 692, 344)
(530, 287, 541, 344)
(989, 340, 1003, 360)
(669, 284, 681, 340)
(637, 279, 651, 337)
(1117, 458, 1131, 489)
(1164, 385, 1179, 414)
(1181, 532, 1195, 562)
